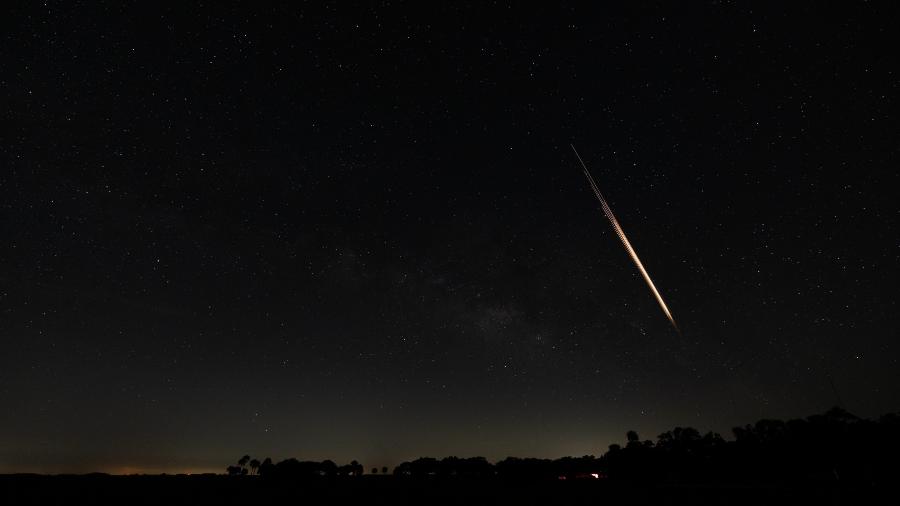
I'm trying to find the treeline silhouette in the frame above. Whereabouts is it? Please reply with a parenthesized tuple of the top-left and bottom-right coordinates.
(227, 455, 364, 478)
(231, 407, 900, 486)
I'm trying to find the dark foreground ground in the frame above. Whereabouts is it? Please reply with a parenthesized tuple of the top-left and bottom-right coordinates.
(0, 474, 883, 506)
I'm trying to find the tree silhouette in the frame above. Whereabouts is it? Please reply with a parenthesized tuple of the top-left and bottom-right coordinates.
(320, 460, 338, 477)
(225, 407, 900, 488)
(626, 430, 641, 448)
(259, 457, 274, 476)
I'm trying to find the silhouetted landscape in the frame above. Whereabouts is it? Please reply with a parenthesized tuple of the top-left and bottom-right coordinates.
(4, 407, 897, 505)
(6, 2, 898, 505)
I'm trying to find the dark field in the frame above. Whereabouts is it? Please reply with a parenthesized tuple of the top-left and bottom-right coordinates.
(0, 474, 881, 506)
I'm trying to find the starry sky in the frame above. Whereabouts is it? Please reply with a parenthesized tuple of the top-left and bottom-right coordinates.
(2, 2, 898, 474)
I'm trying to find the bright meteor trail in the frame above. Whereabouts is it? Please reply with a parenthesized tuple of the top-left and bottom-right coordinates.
(570, 144, 679, 332)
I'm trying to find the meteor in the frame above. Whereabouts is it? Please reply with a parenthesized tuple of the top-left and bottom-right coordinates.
(570, 144, 678, 332)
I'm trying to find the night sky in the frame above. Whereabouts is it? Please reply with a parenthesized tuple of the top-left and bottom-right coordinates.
(3, 2, 898, 474)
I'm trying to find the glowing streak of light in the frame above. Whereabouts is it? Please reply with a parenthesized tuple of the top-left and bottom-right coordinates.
(571, 144, 678, 332)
